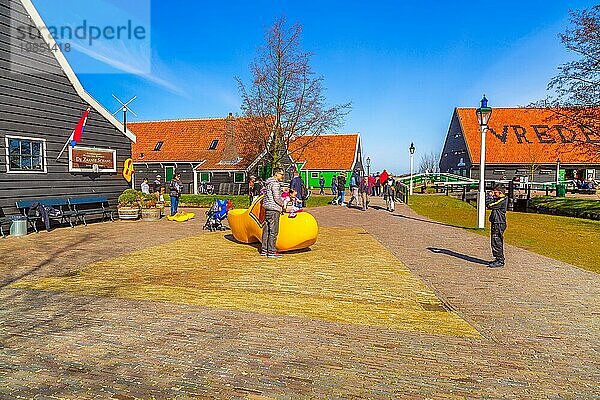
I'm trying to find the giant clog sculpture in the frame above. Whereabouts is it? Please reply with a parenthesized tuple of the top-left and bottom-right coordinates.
(227, 196, 318, 252)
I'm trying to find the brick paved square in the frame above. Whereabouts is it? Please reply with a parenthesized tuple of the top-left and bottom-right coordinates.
(9, 227, 478, 338)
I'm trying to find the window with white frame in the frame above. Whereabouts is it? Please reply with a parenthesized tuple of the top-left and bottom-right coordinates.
(234, 172, 245, 183)
(311, 172, 319, 179)
(6, 136, 46, 173)
(200, 172, 210, 182)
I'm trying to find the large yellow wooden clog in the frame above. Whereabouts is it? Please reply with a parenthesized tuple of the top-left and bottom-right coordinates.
(227, 196, 318, 252)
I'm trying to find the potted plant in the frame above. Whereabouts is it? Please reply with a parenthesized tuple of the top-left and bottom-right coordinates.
(140, 193, 162, 221)
(117, 189, 141, 220)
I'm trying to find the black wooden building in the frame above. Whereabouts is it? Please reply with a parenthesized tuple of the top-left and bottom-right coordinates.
(440, 107, 600, 183)
(0, 0, 136, 215)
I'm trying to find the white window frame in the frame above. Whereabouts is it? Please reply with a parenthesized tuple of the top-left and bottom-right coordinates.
(5, 135, 48, 174)
(199, 172, 211, 182)
(310, 172, 319, 179)
(234, 171, 246, 183)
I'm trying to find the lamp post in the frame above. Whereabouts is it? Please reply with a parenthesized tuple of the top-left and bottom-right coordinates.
(409, 142, 415, 196)
(556, 157, 561, 187)
(366, 157, 371, 199)
(476, 95, 492, 229)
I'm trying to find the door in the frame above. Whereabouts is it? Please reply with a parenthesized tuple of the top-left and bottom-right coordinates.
(165, 166, 174, 182)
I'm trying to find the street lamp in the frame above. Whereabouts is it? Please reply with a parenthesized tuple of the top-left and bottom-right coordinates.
(476, 95, 492, 229)
(409, 142, 415, 196)
(556, 157, 561, 186)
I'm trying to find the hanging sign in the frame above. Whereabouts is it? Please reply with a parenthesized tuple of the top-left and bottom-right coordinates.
(69, 146, 116, 173)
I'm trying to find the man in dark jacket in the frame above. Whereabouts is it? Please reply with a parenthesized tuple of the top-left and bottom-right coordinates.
(169, 173, 184, 216)
(486, 185, 508, 268)
(290, 170, 305, 207)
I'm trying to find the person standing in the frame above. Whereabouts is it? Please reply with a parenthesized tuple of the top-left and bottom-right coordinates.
(261, 168, 285, 258)
(319, 175, 325, 195)
(248, 175, 256, 204)
(374, 173, 381, 197)
(383, 175, 395, 212)
(486, 185, 508, 268)
(379, 169, 389, 196)
(368, 174, 376, 197)
(140, 178, 150, 195)
(347, 171, 359, 207)
(331, 175, 337, 197)
(359, 176, 369, 211)
(290, 170, 305, 207)
(169, 173, 183, 216)
(336, 172, 347, 206)
(152, 175, 163, 194)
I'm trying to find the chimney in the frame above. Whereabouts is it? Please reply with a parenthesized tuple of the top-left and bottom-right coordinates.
(220, 112, 241, 164)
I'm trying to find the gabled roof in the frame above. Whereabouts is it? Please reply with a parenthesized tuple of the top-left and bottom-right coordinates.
(129, 116, 269, 170)
(20, 0, 135, 142)
(456, 107, 600, 164)
(289, 134, 360, 171)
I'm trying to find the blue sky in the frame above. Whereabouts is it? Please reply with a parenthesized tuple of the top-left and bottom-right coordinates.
(35, 0, 596, 174)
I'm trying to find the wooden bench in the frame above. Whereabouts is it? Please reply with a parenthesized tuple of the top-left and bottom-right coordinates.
(16, 198, 77, 232)
(68, 196, 115, 226)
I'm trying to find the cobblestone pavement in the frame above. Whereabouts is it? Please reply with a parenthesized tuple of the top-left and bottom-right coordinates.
(1, 201, 599, 399)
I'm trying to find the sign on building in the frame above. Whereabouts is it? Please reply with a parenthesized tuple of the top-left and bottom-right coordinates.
(69, 146, 117, 173)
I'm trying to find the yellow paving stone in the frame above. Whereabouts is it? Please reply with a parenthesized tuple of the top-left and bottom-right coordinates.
(11, 227, 480, 338)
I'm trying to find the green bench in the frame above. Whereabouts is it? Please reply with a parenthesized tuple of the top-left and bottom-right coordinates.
(16, 198, 77, 232)
(68, 196, 115, 226)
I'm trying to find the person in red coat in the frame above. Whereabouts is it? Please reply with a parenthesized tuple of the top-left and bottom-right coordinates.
(380, 170, 389, 186)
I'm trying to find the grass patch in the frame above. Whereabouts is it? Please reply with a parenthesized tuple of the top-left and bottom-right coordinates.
(410, 194, 600, 274)
(530, 196, 600, 220)
(166, 194, 333, 209)
(306, 195, 336, 208)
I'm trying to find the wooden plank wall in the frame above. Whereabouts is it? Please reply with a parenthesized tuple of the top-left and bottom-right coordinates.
(0, 0, 132, 214)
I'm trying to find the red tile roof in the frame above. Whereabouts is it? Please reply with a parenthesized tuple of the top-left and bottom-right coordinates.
(456, 107, 600, 164)
(289, 134, 360, 170)
(129, 116, 270, 170)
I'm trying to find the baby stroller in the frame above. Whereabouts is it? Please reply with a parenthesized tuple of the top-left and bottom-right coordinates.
(203, 199, 232, 231)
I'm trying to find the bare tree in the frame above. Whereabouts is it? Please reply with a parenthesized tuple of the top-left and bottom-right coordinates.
(533, 5, 600, 160)
(525, 143, 543, 182)
(237, 18, 351, 168)
(418, 152, 440, 174)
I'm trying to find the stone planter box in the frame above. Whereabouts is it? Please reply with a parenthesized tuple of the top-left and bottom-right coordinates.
(141, 208, 162, 221)
(118, 207, 140, 220)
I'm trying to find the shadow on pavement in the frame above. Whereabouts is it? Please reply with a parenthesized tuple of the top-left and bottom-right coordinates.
(224, 233, 312, 255)
(427, 247, 489, 266)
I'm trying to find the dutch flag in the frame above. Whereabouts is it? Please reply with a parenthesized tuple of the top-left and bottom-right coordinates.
(71, 108, 90, 148)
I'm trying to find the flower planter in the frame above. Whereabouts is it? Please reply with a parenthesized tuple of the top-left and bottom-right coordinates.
(118, 207, 140, 220)
(141, 208, 162, 221)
